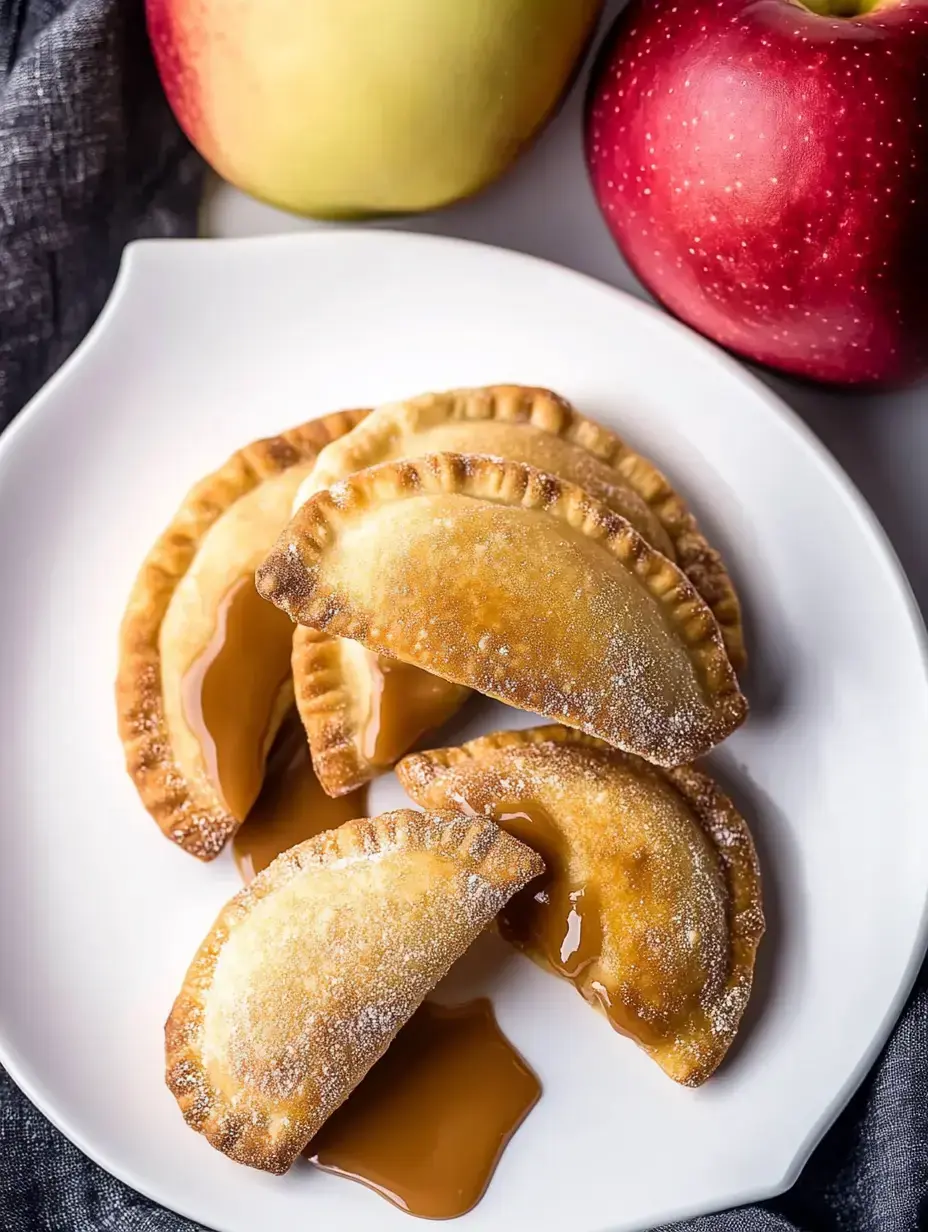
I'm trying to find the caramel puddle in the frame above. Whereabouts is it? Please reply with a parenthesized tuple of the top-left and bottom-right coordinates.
(182, 577, 294, 820)
(308, 999, 540, 1220)
(233, 724, 540, 1220)
(234, 715, 368, 883)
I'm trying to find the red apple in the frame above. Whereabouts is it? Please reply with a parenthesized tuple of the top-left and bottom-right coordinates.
(585, 0, 928, 385)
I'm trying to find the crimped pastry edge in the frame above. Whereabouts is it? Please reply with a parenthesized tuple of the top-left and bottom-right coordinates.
(164, 807, 544, 1172)
(116, 408, 368, 860)
(291, 626, 369, 797)
(397, 725, 764, 1087)
(291, 625, 470, 798)
(306, 385, 745, 669)
(258, 452, 748, 767)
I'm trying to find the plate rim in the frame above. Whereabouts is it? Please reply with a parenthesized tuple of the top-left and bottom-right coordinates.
(1, 228, 926, 1232)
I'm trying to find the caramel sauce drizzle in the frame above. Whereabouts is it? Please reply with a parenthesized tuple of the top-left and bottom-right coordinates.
(233, 715, 368, 883)
(362, 653, 466, 768)
(456, 799, 604, 992)
(182, 577, 294, 820)
(233, 723, 541, 1219)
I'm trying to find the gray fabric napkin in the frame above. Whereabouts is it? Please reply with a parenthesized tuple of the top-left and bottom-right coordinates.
(0, 0, 201, 426)
(1, 3, 926, 1230)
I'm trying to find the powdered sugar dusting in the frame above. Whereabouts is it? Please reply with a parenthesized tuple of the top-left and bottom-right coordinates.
(273, 461, 747, 769)
(188, 810, 538, 1166)
(399, 729, 763, 1086)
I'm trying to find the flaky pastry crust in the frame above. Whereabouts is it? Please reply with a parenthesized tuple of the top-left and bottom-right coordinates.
(116, 409, 367, 860)
(165, 808, 543, 1172)
(299, 386, 744, 669)
(258, 453, 747, 768)
(291, 625, 469, 797)
(398, 726, 764, 1086)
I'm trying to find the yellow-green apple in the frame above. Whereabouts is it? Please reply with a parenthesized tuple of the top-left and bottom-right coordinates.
(585, 0, 928, 385)
(148, 0, 603, 218)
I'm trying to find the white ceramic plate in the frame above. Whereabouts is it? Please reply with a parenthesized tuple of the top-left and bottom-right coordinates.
(0, 232, 926, 1232)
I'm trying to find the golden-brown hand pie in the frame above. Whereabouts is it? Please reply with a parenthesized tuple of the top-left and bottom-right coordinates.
(289, 385, 743, 796)
(292, 626, 470, 797)
(397, 727, 763, 1086)
(258, 454, 748, 768)
(164, 808, 543, 1173)
(295, 386, 744, 669)
(116, 410, 366, 860)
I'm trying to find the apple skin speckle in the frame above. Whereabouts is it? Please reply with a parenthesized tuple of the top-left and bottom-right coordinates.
(584, 0, 928, 386)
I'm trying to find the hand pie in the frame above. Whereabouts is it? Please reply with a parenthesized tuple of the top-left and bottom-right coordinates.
(289, 385, 743, 796)
(295, 386, 745, 669)
(397, 727, 764, 1085)
(288, 385, 744, 794)
(116, 409, 366, 859)
(164, 808, 543, 1173)
(258, 454, 748, 768)
(292, 626, 470, 797)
